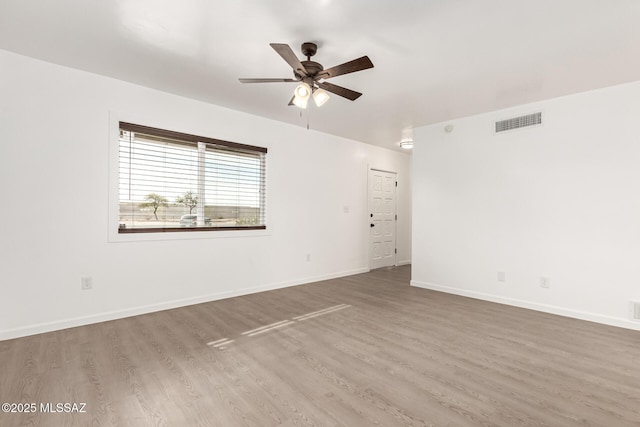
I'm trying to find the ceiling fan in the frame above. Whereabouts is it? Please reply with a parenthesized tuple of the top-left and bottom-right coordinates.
(239, 42, 374, 108)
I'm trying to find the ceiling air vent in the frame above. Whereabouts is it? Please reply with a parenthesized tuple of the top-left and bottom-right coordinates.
(495, 112, 542, 133)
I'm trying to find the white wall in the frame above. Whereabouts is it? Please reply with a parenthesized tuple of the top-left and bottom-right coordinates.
(0, 50, 411, 340)
(412, 81, 640, 330)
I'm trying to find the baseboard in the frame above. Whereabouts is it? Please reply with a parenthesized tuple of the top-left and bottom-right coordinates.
(411, 280, 640, 331)
(0, 267, 369, 341)
(396, 259, 411, 267)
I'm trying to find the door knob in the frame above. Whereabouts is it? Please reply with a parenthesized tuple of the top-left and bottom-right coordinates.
(370, 223, 375, 228)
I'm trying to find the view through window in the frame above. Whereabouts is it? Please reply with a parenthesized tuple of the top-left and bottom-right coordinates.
(118, 122, 266, 233)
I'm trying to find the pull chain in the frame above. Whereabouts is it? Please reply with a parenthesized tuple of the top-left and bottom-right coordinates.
(298, 107, 310, 130)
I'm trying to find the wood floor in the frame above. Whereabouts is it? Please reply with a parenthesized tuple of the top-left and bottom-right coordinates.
(1, 266, 639, 426)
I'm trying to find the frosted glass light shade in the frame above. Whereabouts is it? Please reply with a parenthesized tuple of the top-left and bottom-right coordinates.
(293, 83, 311, 108)
(312, 88, 330, 107)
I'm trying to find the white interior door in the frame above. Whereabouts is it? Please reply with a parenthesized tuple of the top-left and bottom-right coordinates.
(369, 169, 397, 270)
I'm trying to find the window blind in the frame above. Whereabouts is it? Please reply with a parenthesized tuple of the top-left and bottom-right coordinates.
(118, 122, 266, 233)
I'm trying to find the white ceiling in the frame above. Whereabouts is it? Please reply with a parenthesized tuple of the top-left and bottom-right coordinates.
(2, 1, 640, 152)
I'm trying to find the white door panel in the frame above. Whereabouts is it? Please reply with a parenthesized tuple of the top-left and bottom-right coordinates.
(369, 169, 396, 270)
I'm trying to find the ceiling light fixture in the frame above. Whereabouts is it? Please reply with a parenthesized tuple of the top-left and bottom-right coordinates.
(312, 88, 330, 107)
(293, 83, 330, 109)
(399, 140, 414, 149)
(293, 82, 312, 108)
(400, 127, 414, 149)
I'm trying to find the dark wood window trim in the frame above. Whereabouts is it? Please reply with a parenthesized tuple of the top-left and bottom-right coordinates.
(119, 122, 268, 154)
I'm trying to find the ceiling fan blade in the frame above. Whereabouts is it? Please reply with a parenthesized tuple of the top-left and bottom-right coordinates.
(317, 81, 362, 101)
(239, 78, 299, 83)
(317, 56, 374, 80)
(270, 43, 308, 76)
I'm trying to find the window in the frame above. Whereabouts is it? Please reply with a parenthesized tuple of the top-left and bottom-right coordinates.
(118, 122, 266, 233)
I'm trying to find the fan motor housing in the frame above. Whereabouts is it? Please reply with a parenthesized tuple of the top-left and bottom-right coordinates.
(295, 60, 324, 80)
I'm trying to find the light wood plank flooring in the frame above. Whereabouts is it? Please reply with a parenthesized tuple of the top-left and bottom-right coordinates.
(1, 266, 639, 426)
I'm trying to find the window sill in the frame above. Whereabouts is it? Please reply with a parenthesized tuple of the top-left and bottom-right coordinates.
(109, 226, 269, 243)
(118, 225, 266, 234)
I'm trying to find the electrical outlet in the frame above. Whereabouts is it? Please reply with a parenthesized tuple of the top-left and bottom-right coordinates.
(540, 277, 550, 289)
(81, 276, 93, 290)
(497, 271, 506, 282)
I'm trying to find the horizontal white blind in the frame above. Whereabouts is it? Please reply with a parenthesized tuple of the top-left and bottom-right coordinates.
(118, 123, 266, 232)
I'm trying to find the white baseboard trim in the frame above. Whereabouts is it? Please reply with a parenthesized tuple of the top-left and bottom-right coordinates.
(396, 259, 412, 267)
(1, 267, 369, 341)
(411, 280, 640, 331)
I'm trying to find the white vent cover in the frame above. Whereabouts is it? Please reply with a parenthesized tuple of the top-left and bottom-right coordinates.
(632, 301, 640, 321)
(495, 112, 542, 133)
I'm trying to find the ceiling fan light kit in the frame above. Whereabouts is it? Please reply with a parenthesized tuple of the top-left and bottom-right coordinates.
(239, 42, 374, 109)
(293, 83, 330, 109)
